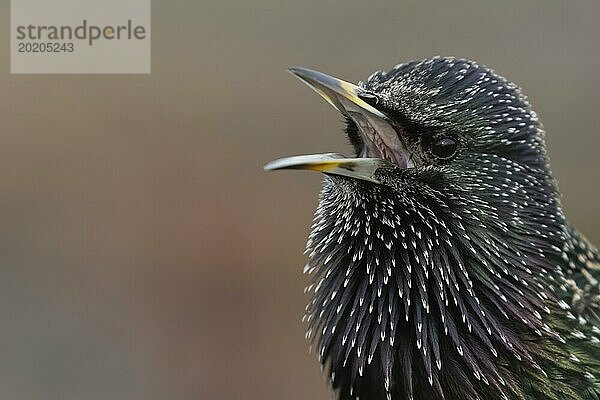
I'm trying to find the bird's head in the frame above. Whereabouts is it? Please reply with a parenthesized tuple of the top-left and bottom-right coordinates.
(265, 57, 566, 399)
(267, 57, 550, 194)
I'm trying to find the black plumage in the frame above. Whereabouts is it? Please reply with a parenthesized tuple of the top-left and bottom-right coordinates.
(266, 57, 600, 400)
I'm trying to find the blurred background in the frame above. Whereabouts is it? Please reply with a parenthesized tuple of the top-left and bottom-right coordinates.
(0, 1, 599, 399)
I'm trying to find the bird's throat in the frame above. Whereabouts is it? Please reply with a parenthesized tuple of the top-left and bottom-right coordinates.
(303, 178, 561, 400)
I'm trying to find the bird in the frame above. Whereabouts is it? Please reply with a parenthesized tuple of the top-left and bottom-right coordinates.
(264, 57, 600, 400)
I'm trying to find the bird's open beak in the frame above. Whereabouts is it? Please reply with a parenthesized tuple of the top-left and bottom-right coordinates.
(264, 67, 407, 183)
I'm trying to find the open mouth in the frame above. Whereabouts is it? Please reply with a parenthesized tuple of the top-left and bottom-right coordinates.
(348, 111, 413, 169)
(264, 67, 411, 182)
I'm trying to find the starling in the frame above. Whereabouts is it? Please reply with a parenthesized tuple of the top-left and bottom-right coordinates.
(265, 57, 600, 400)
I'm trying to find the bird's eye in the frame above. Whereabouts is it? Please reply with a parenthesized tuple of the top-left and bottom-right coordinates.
(430, 137, 458, 159)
